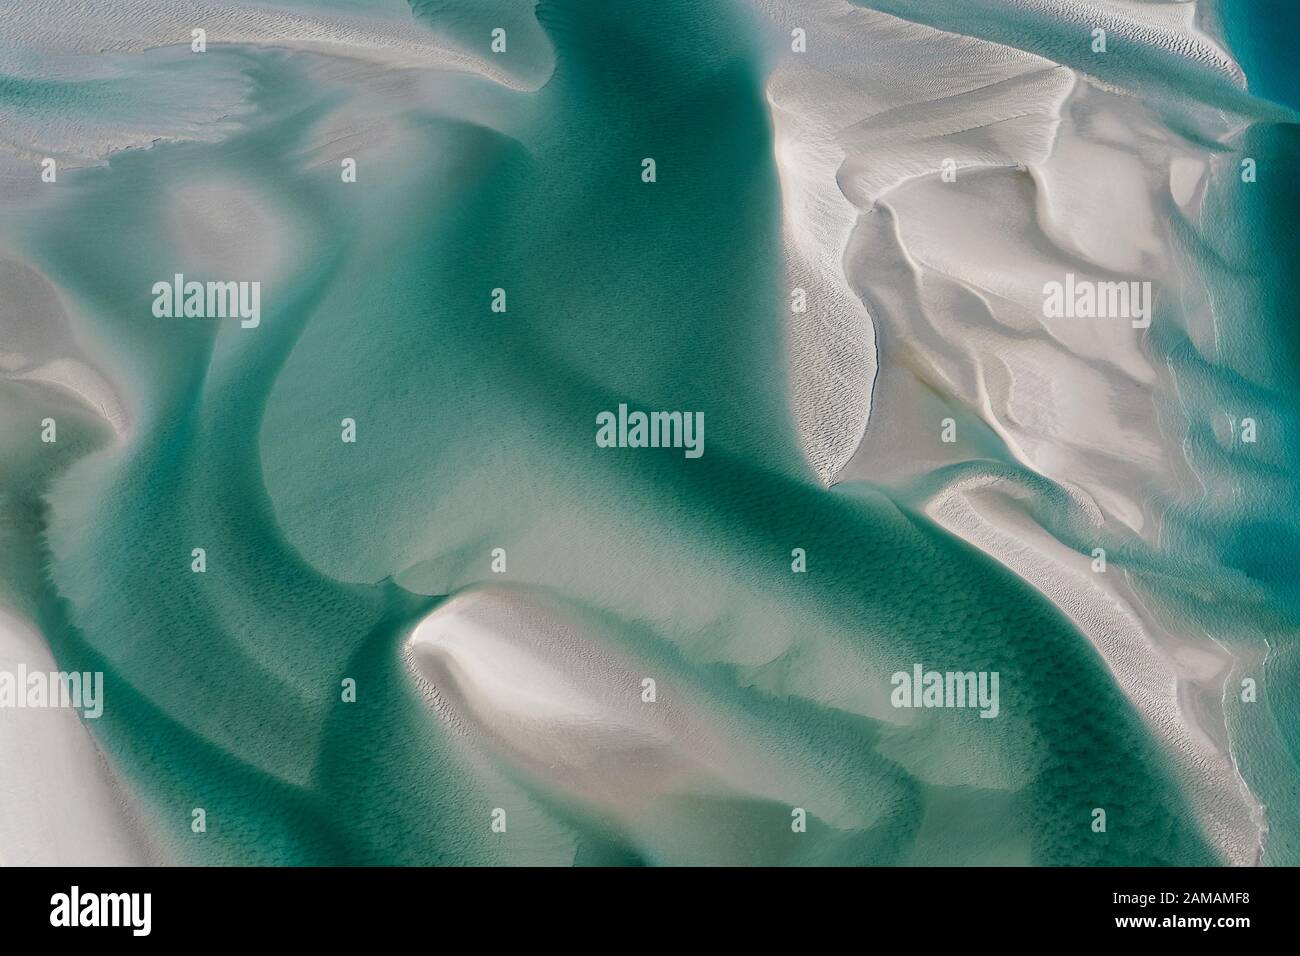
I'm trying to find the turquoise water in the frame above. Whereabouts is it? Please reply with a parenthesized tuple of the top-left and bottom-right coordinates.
(1221, 0, 1300, 111)
(1199, 0, 1300, 866)
(0, 0, 1286, 864)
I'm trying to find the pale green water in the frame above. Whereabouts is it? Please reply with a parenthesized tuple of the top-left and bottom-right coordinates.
(1, 0, 1276, 865)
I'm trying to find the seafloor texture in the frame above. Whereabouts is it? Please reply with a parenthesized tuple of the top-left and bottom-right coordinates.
(0, 0, 1295, 865)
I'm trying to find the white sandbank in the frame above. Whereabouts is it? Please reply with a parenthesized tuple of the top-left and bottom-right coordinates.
(755, 0, 1267, 860)
(0, 607, 149, 865)
(0, 257, 129, 437)
(0, 0, 551, 89)
(0, 0, 551, 177)
(404, 586, 878, 863)
(925, 473, 1263, 863)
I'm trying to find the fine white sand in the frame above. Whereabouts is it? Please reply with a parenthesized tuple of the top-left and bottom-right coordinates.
(925, 472, 1264, 863)
(0, 258, 129, 436)
(0, 0, 551, 89)
(755, 0, 1270, 861)
(404, 586, 880, 863)
(0, 607, 149, 865)
(0, 0, 551, 182)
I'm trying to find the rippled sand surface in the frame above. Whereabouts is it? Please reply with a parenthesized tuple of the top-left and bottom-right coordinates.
(1, 0, 1296, 865)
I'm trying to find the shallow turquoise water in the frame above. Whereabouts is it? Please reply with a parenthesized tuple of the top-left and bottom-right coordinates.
(1191, 0, 1300, 866)
(2, 0, 1266, 864)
